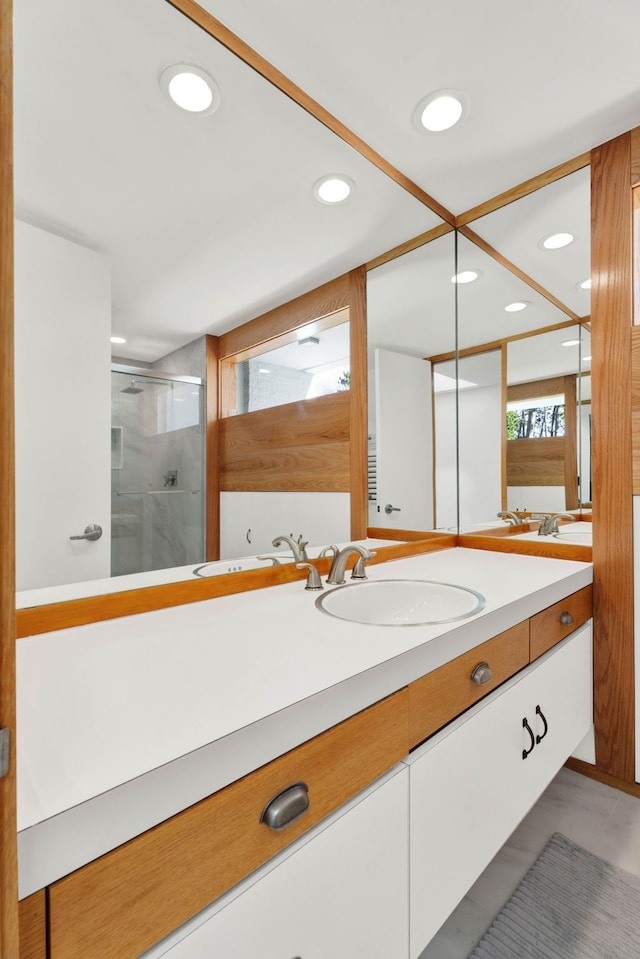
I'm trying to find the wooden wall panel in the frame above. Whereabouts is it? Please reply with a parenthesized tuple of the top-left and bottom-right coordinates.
(632, 128, 640, 188)
(506, 437, 565, 487)
(219, 391, 350, 492)
(563, 374, 579, 509)
(0, 0, 19, 953)
(591, 132, 635, 781)
(634, 188, 640, 325)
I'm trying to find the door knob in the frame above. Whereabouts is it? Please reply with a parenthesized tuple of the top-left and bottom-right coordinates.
(69, 523, 103, 542)
(384, 504, 401, 515)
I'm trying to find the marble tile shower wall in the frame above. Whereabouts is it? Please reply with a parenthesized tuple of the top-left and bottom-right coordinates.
(111, 337, 206, 577)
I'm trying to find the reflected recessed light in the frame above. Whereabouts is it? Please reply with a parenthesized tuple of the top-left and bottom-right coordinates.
(160, 64, 220, 115)
(562, 339, 580, 347)
(413, 90, 468, 133)
(504, 301, 529, 313)
(313, 175, 354, 205)
(258, 368, 271, 374)
(110, 336, 126, 345)
(579, 278, 592, 290)
(540, 232, 574, 250)
(451, 270, 480, 284)
(583, 355, 592, 362)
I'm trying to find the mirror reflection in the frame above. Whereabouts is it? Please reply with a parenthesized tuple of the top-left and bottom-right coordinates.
(365, 231, 457, 532)
(14, 0, 443, 603)
(453, 166, 591, 529)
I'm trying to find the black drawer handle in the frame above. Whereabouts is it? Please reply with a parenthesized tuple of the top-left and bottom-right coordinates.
(260, 782, 309, 831)
(535, 704, 549, 744)
(522, 718, 535, 759)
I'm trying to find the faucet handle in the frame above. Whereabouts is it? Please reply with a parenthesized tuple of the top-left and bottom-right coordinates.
(318, 544, 339, 558)
(352, 550, 377, 580)
(296, 563, 323, 591)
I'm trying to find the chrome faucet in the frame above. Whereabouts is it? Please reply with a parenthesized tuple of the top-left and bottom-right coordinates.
(271, 534, 309, 562)
(318, 544, 339, 558)
(327, 545, 376, 585)
(537, 513, 577, 536)
(497, 511, 525, 526)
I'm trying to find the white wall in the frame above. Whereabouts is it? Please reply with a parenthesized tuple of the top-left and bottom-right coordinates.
(14, 220, 111, 590)
(219, 492, 350, 559)
(506, 486, 566, 514)
(458, 384, 502, 526)
(434, 390, 457, 529)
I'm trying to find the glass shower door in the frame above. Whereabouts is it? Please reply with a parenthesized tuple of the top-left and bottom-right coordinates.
(111, 367, 205, 577)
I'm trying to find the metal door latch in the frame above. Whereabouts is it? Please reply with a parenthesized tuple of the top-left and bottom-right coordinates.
(0, 728, 10, 778)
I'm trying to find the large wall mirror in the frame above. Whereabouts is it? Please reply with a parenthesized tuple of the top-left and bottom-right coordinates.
(14, 0, 448, 609)
(365, 229, 458, 534)
(452, 166, 591, 530)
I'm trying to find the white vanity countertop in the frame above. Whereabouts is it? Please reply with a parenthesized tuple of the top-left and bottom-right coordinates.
(16, 547, 592, 897)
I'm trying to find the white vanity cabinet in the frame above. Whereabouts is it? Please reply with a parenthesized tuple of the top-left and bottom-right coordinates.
(405, 623, 592, 958)
(145, 766, 409, 959)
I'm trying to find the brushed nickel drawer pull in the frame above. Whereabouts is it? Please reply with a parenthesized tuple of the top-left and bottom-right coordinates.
(559, 611, 574, 625)
(260, 782, 310, 831)
(471, 662, 493, 685)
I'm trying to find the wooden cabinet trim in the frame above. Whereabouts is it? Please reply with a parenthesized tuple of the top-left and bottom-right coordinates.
(18, 892, 46, 959)
(529, 584, 593, 660)
(48, 689, 409, 959)
(408, 621, 530, 748)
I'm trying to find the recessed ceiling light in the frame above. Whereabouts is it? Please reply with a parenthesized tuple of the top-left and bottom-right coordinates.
(504, 301, 529, 313)
(313, 175, 354, 205)
(540, 232, 574, 250)
(299, 336, 320, 347)
(110, 336, 126, 345)
(579, 278, 592, 290)
(562, 339, 580, 347)
(451, 269, 480, 284)
(160, 64, 220, 115)
(413, 90, 468, 133)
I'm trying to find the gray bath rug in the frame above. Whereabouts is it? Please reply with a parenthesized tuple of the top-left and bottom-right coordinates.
(468, 832, 640, 958)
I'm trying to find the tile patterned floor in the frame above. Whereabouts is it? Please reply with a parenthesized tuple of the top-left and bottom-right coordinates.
(419, 767, 640, 959)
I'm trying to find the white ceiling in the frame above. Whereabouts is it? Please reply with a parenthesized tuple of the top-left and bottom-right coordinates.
(205, 0, 640, 213)
(14, 0, 631, 363)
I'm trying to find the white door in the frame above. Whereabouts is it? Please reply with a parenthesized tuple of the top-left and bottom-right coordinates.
(150, 767, 409, 959)
(374, 348, 433, 530)
(14, 221, 111, 591)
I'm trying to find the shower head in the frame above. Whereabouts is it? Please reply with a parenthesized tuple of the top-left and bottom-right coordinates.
(121, 379, 144, 395)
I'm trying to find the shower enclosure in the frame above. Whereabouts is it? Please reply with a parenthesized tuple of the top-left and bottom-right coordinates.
(111, 365, 205, 577)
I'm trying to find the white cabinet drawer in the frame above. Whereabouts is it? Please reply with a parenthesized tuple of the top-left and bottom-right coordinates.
(144, 766, 409, 959)
(405, 623, 592, 958)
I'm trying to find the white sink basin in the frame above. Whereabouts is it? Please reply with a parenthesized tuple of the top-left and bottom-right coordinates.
(512, 521, 592, 546)
(315, 579, 485, 627)
(552, 523, 593, 545)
